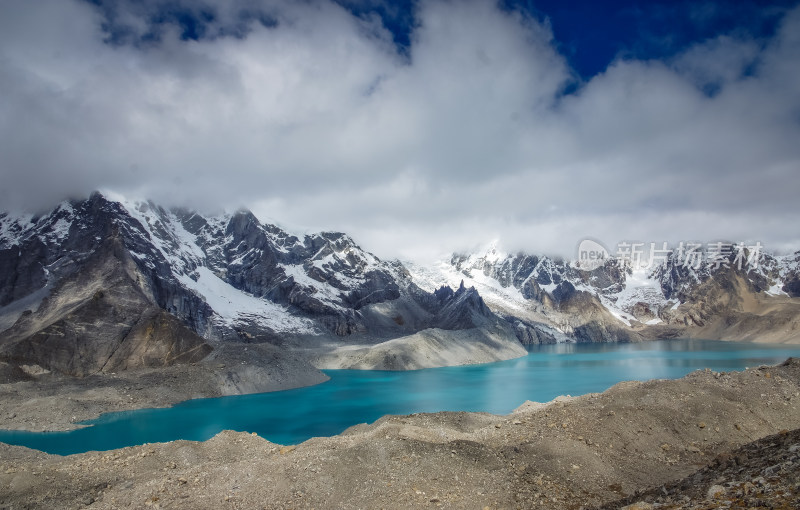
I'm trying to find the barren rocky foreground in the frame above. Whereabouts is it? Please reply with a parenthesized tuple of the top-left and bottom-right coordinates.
(597, 427, 800, 509)
(1, 359, 799, 509)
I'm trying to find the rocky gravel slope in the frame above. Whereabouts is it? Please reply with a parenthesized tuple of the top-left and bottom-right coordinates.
(598, 427, 800, 509)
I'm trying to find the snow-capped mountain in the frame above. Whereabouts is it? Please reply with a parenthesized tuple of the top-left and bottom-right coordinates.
(408, 242, 800, 344)
(408, 245, 636, 343)
(0, 192, 518, 376)
(3, 192, 798, 379)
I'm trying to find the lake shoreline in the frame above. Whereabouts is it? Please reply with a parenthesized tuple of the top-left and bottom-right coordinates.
(0, 348, 331, 433)
(2, 358, 799, 508)
(2, 338, 800, 436)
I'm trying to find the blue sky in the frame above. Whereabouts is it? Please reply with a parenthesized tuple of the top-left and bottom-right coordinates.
(86, 0, 797, 78)
(1, 0, 799, 259)
(506, 0, 796, 78)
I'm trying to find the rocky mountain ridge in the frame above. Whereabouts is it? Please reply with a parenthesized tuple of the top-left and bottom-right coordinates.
(2, 193, 799, 384)
(0, 192, 521, 379)
(408, 242, 800, 344)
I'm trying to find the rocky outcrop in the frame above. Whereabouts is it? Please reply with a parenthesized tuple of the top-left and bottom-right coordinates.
(0, 233, 211, 377)
(509, 318, 564, 345)
(599, 427, 800, 510)
(431, 281, 492, 330)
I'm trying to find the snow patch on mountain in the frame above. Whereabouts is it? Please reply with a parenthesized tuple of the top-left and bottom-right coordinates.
(178, 267, 317, 334)
(766, 283, 788, 296)
(596, 295, 635, 327)
(278, 263, 348, 311)
(604, 268, 674, 320)
(0, 214, 30, 248)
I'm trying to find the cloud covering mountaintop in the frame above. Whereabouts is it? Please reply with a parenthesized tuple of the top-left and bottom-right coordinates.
(1, 0, 799, 260)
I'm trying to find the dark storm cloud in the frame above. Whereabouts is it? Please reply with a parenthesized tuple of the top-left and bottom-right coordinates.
(1, 0, 799, 260)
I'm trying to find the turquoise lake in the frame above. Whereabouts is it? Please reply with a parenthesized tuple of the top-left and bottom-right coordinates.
(2, 339, 800, 456)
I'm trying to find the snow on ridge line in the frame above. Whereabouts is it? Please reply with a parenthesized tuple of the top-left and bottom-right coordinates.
(116, 197, 207, 275)
(425, 242, 796, 326)
(0, 202, 78, 246)
(95, 194, 333, 333)
(405, 259, 529, 313)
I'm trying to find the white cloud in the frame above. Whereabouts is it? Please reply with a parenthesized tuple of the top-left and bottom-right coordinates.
(0, 0, 799, 261)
